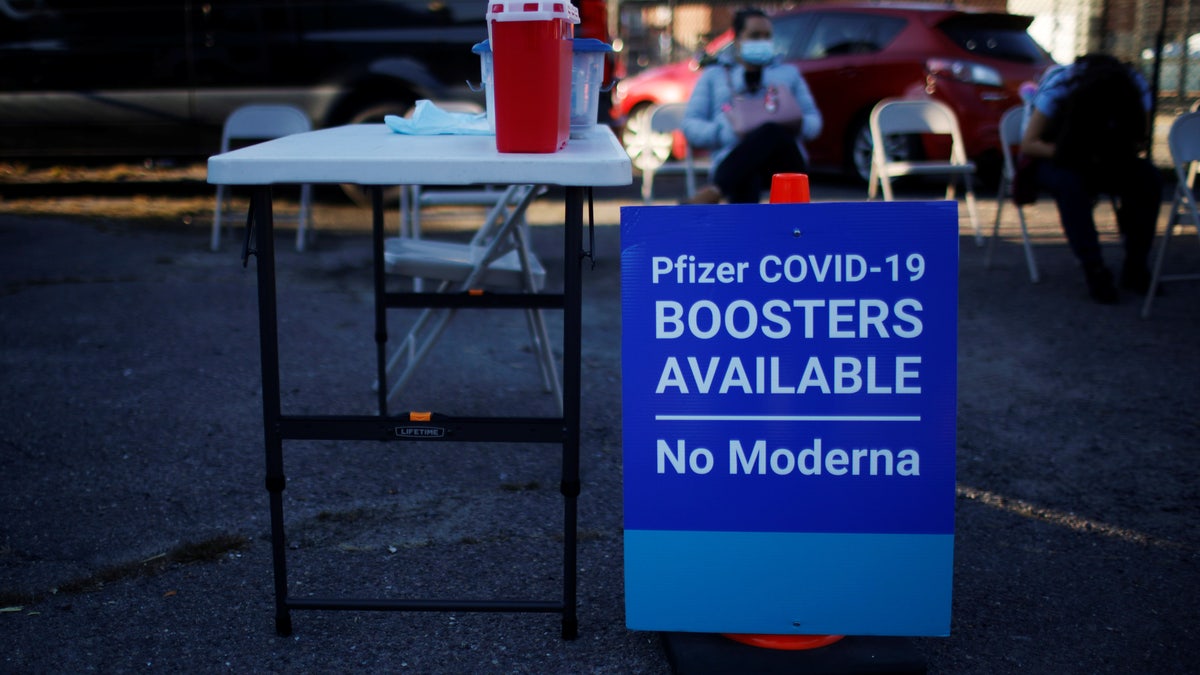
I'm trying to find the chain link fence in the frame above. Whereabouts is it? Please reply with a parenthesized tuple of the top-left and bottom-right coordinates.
(1017, 0, 1199, 109)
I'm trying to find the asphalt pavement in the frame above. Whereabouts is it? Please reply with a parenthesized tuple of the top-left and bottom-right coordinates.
(1, 174, 1198, 673)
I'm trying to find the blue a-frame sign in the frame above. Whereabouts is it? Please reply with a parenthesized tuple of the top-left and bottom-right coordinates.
(620, 201, 957, 636)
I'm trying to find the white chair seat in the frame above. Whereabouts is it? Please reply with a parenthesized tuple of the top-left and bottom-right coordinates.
(879, 160, 976, 177)
(384, 237, 545, 290)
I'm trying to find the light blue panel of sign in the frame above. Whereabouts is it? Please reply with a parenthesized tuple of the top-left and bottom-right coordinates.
(625, 530, 953, 636)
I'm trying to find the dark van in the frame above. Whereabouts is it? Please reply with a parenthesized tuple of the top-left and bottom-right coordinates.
(0, 0, 610, 161)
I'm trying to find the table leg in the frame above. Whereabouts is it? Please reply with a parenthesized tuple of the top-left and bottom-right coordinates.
(561, 186, 583, 640)
(251, 187, 293, 637)
(371, 186, 388, 417)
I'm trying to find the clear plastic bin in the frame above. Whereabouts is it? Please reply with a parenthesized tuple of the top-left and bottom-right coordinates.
(570, 38, 613, 130)
(471, 40, 495, 131)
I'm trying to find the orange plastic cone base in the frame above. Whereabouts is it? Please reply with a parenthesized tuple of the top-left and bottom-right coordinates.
(722, 633, 845, 650)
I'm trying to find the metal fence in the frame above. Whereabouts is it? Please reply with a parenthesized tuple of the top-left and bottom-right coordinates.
(1016, 0, 1200, 105)
(613, 0, 1200, 111)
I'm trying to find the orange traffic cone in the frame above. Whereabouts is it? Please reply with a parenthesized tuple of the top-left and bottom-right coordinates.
(768, 172, 811, 204)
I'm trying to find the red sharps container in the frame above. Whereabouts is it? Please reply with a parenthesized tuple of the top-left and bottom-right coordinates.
(486, 0, 579, 152)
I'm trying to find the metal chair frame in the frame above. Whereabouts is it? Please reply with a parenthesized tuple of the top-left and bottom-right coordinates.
(640, 103, 709, 203)
(986, 105, 1040, 282)
(1143, 110, 1200, 318)
(868, 98, 982, 245)
(211, 105, 313, 252)
(378, 184, 561, 413)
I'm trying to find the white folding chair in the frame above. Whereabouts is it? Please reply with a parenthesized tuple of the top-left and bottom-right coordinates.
(640, 103, 709, 203)
(985, 105, 1039, 282)
(211, 104, 314, 252)
(398, 185, 533, 295)
(1142, 110, 1200, 318)
(377, 184, 562, 412)
(399, 185, 514, 240)
(868, 98, 982, 245)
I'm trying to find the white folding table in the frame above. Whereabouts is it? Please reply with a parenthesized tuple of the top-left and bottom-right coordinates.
(207, 124, 631, 639)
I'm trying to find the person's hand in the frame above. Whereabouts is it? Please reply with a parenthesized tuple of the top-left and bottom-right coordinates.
(718, 111, 741, 143)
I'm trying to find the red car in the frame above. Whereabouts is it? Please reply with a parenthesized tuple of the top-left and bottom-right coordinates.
(611, 3, 1055, 182)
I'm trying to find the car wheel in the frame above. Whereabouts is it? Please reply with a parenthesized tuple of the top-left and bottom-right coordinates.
(847, 115, 920, 185)
(339, 100, 415, 206)
(621, 104, 674, 174)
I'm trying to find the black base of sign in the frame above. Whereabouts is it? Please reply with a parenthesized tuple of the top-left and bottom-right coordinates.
(661, 632, 927, 674)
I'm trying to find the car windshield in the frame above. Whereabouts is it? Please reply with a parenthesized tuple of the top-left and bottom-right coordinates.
(938, 14, 1048, 64)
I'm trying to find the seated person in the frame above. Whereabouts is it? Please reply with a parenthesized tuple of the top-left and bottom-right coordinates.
(1019, 53, 1161, 304)
(681, 7, 822, 204)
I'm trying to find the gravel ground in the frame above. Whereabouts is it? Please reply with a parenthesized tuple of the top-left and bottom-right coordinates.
(1, 176, 1198, 673)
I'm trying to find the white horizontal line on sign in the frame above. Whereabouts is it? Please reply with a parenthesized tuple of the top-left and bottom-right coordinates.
(654, 415, 921, 422)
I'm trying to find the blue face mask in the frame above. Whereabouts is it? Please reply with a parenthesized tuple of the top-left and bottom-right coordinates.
(740, 39, 775, 65)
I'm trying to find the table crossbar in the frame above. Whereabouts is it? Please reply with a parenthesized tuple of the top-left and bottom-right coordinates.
(277, 415, 566, 443)
(384, 291, 565, 309)
(287, 598, 564, 613)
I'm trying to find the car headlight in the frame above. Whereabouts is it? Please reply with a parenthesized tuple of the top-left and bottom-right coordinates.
(613, 81, 628, 105)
